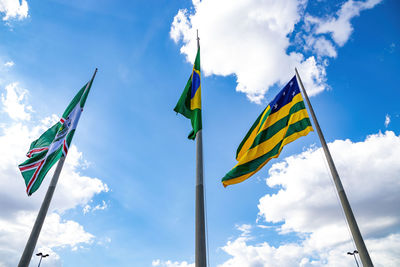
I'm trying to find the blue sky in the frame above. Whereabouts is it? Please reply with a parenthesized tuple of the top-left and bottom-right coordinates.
(0, 0, 399, 266)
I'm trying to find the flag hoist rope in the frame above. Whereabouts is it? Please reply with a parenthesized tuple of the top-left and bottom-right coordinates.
(295, 68, 373, 267)
(18, 68, 98, 267)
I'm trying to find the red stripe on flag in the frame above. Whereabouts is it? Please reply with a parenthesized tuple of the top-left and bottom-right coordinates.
(26, 160, 45, 195)
(63, 140, 68, 155)
(19, 160, 42, 171)
(26, 147, 48, 158)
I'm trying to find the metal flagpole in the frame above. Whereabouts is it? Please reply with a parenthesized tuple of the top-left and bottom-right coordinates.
(18, 68, 98, 267)
(195, 30, 207, 267)
(295, 68, 373, 267)
(18, 156, 66, 267)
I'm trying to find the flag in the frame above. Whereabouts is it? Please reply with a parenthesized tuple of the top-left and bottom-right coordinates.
(222, 76, 313, 187)
(19, 76, 95, 196)
(174, 47, 202, 140)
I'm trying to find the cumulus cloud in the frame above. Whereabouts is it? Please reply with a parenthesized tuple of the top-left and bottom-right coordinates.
(0, 0, 28, 21)
(0, 212, 94, 266)
(0, 85, 108, 266)
(170, 0, 326, 103)
(219, 232, 400, 267)
(220, 235, 311, 267)
(170, 0, 382, 103)
(1, 82, 33, 120)
(260, 131, 400, 237)
(218, 131, 400, 266)
(304, 36, 337, 58)
(306, 0, 383, 47)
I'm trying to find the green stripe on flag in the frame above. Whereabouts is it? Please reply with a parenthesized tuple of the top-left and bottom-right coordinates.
(250, 102, 307, 149)
(222, 75, 314, 187)
(236, 107, 269, 159)
(222, 141, 282, 181)
(222, 118, 312, 181)
(285, 118, 312, 138)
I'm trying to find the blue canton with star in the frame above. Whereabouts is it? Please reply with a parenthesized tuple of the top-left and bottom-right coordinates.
(269, 76, 301, 115)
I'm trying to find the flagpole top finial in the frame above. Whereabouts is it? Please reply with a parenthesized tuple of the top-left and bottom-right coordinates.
(196, 29, 200, 48)
(91, 68, 98, 81)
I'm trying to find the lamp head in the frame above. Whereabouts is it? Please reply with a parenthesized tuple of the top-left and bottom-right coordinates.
(36, 252, 49, 257)
(347, 250, 359, 256)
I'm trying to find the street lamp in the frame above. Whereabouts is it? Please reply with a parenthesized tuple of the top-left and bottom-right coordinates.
(347, 250, 359, 267)
(36, 252, 49, 267)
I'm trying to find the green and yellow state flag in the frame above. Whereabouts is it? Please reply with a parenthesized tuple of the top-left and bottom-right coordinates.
(18, 75, 95, 196)
(222, 76, 313, 187)
(174, 47, 202, 140)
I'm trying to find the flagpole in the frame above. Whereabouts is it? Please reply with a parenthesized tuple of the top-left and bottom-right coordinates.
(18, 68, 98, 267)
(295, 68, 373, 267)
(18, 156, 66, 267)
(195, 30, 207, 267)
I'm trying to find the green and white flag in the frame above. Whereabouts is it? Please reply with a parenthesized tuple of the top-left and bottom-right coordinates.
(19, 74, 95, 196)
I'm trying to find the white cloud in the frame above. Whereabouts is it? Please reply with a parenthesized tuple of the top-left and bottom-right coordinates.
(256, 224, 274, 230)
(304, 36, 337, 58)
(92, 200, 108, 212)
(236, 224, 252, 237)
(96, 236, 111, 246)
(306, 0, 383, 46)
(4, 61, 14, 67)
(385, 114, 390, 128)
(170, 0, 326, 103)
(152, 259, 161, 266)
(0, 0, 28, 21)
(217, 131, 400, 266)
(38, 213, 94, 249)
(83, 204, 91, 214)
(219, 233, 400, 267)
(260, 131, 400, 237)
(170, 0, 383, 103)
(1, 82, 33, 121)
(0, 85, 108, 266)
(219, 235, 311, 267)
(152, 259, 194, 267)
(0, 212, 94, 266)
(83, 200, 108, 214)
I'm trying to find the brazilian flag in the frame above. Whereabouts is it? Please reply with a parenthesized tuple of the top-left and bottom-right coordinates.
(174, 47, 202, 140)
(222, 76, 313, 187)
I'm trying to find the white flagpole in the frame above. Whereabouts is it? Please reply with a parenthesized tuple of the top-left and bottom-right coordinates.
(18, 68, 97, 267)
(295, 68, 373, 267)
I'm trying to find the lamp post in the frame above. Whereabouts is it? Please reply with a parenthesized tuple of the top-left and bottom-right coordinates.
(347, 250, 360, 267)
(36, 252, 49, 267)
